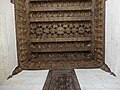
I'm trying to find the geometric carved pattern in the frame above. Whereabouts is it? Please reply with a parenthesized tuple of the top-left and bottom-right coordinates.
(11, 0, 111, 75)
(94, 0, 105, 64)
(30, 22, 92, 39)
(30, 11, 92, 19)
(29, 0, 92, 11)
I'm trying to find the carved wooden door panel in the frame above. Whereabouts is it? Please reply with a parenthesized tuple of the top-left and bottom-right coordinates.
(11, 0, 111, 74)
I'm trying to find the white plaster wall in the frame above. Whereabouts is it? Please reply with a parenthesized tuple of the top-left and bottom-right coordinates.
(0, 0, 18, 84)
(105, 0, 120, 77)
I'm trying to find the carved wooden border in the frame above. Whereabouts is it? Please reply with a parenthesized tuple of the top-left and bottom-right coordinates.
(10, 0, 112, 75)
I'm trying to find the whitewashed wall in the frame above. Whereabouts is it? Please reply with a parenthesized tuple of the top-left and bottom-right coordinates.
(105, 0, 120, 77)
(0, 0, 18, 84)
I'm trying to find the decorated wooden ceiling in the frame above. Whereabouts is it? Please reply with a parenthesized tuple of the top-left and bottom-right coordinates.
(10, 0, 111, 75)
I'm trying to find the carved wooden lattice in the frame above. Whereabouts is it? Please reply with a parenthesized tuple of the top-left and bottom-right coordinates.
(11, 0, 110, 74)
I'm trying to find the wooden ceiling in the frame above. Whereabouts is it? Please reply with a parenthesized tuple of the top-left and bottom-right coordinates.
(10, 0, 112, 75)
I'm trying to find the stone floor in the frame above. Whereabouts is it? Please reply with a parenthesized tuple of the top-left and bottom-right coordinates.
(0, 69, 120, 90)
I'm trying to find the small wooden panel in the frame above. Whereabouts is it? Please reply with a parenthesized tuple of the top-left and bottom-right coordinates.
(43, 69, 81, 90)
